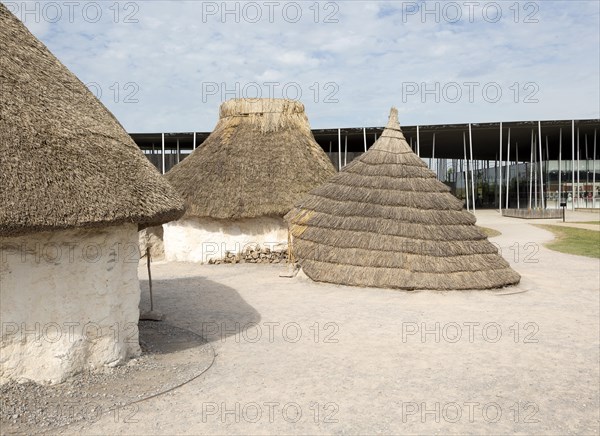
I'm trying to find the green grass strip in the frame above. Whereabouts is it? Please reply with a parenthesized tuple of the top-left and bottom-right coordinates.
(534, 225, 600, 259)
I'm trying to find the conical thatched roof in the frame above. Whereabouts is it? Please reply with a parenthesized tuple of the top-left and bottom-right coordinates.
(165, 98, 336, 219)
(285, 108, 521, 290)
(0, 5, 184, 237)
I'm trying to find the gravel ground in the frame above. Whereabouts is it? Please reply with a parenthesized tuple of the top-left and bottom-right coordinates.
(3, 210, 599, 435)
(0, 321, 214, 435)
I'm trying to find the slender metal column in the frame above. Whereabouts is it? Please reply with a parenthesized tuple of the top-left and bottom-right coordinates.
(499, 122, 503, 212)
(593, 129, 597, 208)
(463, 132, 470, 211)
(193, 132, 196, 150)
(432, 133, 436, 176)
(416, 125, 420, 156)
(537, 121, 544, 209)
(585, 134, 589, 207)
(161, 133, 165, 174)
(344, 135, 348, 167)
(558, 129, 562, 209)
(545, 136, 549, 205)
(516, 144, 520, 209)
(529, 130, 534, 209)
(337, 128, 342, 171)
(176, 138, 180, 164)
(572, 121, 576, 210)
(577, 128, 580, 208)
(533, 134, 538, 209)
(363, 128, 367, 153)
(469, 124, 475, 212)
(505, 128, 511, 209)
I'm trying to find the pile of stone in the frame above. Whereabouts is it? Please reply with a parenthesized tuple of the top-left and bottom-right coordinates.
(209, 247, 289, 265)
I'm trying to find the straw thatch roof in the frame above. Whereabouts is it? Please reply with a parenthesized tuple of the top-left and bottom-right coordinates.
(0, 5, 184, 237)
(285, 108, 521, 290)
(165, 98, 336, 219)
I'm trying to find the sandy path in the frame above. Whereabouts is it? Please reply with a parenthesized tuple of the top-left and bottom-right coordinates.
(62, 210, 599, 435)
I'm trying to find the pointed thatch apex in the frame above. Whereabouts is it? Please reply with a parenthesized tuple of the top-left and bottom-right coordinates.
(0, 5, 184, 237)
(166, 98, 336, 220)
(285, 109, 521, 290)
(386, 107, 400, 130)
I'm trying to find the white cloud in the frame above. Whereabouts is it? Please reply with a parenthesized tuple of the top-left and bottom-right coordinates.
(3, 0, 599, 132)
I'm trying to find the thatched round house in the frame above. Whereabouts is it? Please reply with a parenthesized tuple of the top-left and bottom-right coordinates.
(286, 108, 521, 290)
(0, 5, 184, 384)
(164, 98, 336, 263)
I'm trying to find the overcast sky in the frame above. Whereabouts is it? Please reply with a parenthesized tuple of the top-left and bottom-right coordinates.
(4, 0, 600, 132)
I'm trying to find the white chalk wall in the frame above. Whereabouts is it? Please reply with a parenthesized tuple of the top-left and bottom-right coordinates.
(163, 217, 288, 263)
(0, 224, 141, 385)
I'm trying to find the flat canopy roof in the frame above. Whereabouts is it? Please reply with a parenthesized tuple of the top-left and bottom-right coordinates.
(131, 119, 600, 162)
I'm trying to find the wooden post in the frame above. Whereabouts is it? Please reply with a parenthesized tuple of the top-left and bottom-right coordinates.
(146, 247, 153, 312)
(287, 231, 294, 265)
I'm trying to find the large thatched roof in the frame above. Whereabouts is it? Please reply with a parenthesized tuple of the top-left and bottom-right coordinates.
(0, 5, 184, 237)
(165, 98, 336, 219)
(285, 108, 521, 290)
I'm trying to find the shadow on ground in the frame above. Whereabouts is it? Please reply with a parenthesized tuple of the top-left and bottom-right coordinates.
(139, 276, 262, 344)
(0, 321, 213, 435)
